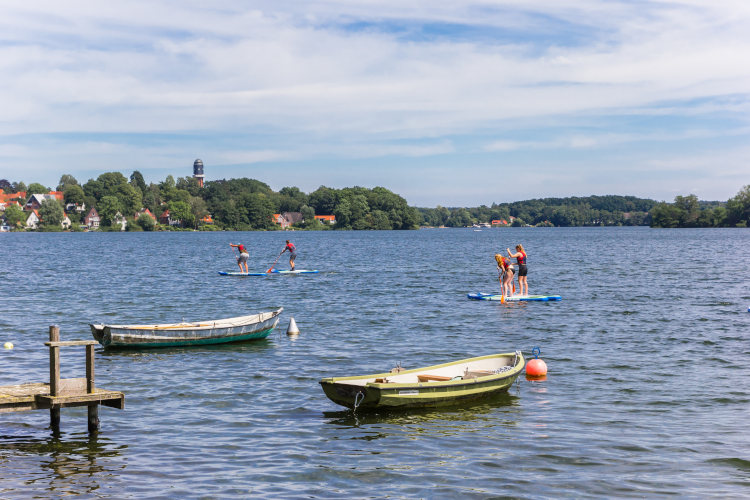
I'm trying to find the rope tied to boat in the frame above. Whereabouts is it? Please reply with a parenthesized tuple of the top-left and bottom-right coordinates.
(353, 391, 365, 411)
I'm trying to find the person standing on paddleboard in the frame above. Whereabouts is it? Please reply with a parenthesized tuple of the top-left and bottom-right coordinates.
(281, 240, 297, 271)
(495, 253, 515, 297)
(507, 244, 528, 296)
(230, 243, 250, 273)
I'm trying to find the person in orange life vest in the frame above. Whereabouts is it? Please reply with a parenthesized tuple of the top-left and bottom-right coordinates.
(281, 240, 297, 270)
(494, 253, 514, 297)
(230, 243, 250, 273)
(507, 244, 528, 296)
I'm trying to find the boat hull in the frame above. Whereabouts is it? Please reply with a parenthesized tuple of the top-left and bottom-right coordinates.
(320, 352, 524, 410)
(90, 308, 282, 348)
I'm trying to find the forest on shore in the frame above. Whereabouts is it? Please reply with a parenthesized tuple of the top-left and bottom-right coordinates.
(2, 172, 748, 230)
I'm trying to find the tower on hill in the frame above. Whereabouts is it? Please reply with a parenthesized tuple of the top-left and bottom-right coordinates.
(193, 159, 204, 187)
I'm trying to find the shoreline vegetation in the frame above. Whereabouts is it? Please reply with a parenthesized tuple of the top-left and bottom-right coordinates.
(1, 173, 748, 231)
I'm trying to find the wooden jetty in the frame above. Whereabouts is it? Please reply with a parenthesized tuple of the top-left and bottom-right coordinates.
(0, 326, 124, 432)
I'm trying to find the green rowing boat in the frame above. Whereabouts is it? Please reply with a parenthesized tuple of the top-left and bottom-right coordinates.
(320, 351, 524, 410)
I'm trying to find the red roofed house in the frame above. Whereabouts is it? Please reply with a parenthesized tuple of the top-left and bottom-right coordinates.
(314, 215, 336, 225)
(135, 208, 156, 221)
(0, 191, 26, 206)
(159, 209, 181, 226)
(272, 212, 303, 229)
(26, 209, 41, 229)
(84, 207, 100, 229)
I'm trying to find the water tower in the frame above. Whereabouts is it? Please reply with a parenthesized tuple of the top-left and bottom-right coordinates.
(193, 159, 204, 187)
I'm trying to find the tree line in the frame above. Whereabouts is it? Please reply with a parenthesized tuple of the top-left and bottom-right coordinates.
(419, 195, 657, 227)
(650, 186, 750, 228)
(3, 175, 748, 231)
(0, 173, 421, 231)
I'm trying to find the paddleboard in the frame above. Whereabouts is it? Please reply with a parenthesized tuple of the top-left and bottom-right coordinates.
(467, 293, 561, 301)
(218, 270, 319, 276)
(218, 271, 270, 276)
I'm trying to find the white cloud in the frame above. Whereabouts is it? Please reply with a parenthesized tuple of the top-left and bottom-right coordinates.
(0, 1, 748, 203)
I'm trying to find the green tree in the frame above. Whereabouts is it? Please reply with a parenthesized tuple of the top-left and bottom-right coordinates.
(130, 171, 147, 194)
(650, 202, 681, 228)
(725, 185, 750, 227)
(27, 182, 49, 194)
(189, 196, 209, 228)
(115, 183, 143, 216)
(674, 194, 700, 226)
(64, 184, 85, 206)
(446, 208, 473, 227)
(4, 204, 25, 228)
(0, 179, 13, 193)
(56, 174, 79, 191)
(300, 205, 316, 225)
(167, 200, 195, 228)
(370, 210, 392, 230)
(176, 176, 202, 197)
(38, 199, 65, 228)
(309, 186, 338, 214)
(12, 181, 27, 193)
(333, 198, 352, 229)
(137, 214, 156, 231)
(97, 195, 123, 227)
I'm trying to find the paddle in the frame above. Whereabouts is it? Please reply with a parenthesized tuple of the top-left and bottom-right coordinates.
(499, 270, 506, 304)
(267, 250, 283, 273)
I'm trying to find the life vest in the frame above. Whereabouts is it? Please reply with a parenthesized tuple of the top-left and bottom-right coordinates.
(495, 255, 509, 270)
(517, 251, 526, 266)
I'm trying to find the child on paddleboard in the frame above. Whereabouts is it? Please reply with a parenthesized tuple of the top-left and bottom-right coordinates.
(495, 253, 515, 297)
(507, 244, 528, 296)
(230, 243, 250, 273)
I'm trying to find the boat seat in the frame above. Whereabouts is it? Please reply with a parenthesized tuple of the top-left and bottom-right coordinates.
(463, 370, 494, 379)
(417, 374, 452, 382)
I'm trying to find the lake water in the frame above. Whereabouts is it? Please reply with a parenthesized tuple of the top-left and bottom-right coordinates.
(1, 227, 749, 498)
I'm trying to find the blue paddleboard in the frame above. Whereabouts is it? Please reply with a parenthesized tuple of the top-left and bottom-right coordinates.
(218, 270, 319, 276)
(467, 292, 562, 301)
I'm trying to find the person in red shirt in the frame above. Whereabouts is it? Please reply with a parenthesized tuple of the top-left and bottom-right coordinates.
(230, 243, 250, 273)
(281, 240, 297, 270)
(494, 253, 514, 297)
(507, 244, 528, 296)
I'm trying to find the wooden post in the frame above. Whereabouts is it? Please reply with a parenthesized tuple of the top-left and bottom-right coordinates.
(49, 325, 61, 430)
(88, 404, 100, 432)
(86, 344, 95, 393)
(86, 343, 99, 431)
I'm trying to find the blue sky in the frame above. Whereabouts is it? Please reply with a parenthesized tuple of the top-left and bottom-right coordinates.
(1, 1, 748, 206)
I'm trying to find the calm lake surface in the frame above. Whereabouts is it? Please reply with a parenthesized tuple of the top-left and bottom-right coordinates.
(1, 227, 749, 498)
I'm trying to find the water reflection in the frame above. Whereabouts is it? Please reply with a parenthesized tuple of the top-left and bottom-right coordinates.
(97, 338, 276, 358)
(323, 391, 521, 434)
(0, 432, 126, 496)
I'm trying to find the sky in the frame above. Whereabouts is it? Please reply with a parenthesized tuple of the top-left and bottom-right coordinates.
(0, 1, 749, 207)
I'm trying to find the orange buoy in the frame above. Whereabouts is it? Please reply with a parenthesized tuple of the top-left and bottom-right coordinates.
(526, 346, 547, 378)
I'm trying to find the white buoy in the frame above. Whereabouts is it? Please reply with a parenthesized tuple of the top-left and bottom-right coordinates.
(286, 317, 300, 335)
(4, 342, 13, 349)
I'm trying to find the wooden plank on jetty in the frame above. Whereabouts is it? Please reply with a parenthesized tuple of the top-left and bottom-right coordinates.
(0, 325, 124, 432)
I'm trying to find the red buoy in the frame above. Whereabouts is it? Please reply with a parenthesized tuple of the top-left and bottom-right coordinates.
(526, 358, 547, 377)
(526, 346, 547, 378)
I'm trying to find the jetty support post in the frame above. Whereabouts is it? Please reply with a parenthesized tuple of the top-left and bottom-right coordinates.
(86, 343, 99, 432)
(48, 325, 61, 431)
